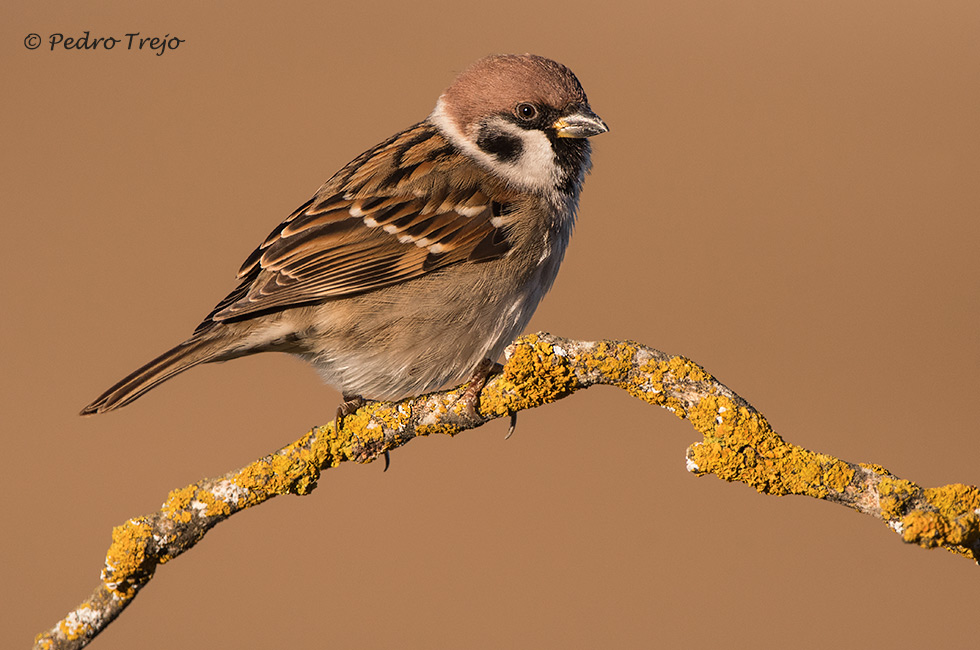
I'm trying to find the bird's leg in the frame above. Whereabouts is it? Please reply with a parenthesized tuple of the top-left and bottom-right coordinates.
(458, 358, 505, 418)
(459, 359, 517, 438)
(335, 394, 367, 435)
(335, 394, 390, 471)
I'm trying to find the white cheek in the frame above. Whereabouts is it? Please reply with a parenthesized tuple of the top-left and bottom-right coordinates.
(499, 123, 556, 192)
(429, 98, 557, 194)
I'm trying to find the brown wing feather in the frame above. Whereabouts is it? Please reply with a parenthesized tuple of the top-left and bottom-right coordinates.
(197, 122, 521, 328)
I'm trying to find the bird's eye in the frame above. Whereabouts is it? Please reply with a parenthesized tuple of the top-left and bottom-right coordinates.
(515, 103, 538, 120)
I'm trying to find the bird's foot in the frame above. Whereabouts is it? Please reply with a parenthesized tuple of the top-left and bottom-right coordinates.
(335, 394, 367, 436)
(334, 395, 389, 470)
(457, 358, 504, 418)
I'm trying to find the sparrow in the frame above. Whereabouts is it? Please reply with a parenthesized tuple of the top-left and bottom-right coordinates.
(80, 54, 608, 424)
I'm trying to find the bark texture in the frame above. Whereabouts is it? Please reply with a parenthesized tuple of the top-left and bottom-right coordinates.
(35, 333, 980, 649)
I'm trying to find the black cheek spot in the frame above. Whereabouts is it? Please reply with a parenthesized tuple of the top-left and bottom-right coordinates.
(476, 128, 523, 163)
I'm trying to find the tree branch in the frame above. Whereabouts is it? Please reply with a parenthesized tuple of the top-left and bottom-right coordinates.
(35, 333, 980, 649)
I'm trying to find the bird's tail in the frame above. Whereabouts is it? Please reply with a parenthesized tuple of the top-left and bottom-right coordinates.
(80, 335, 229, 416)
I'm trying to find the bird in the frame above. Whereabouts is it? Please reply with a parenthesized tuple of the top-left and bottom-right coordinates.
(80, 53, 608, 427)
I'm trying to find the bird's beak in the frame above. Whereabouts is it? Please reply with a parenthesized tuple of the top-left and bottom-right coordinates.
(553, 107, 609, 138)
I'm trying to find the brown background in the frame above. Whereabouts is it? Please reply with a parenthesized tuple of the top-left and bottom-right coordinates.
(3, 1, 978, 648)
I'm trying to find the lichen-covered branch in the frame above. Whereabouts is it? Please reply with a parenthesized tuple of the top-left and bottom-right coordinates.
(35, 333, 980, 649)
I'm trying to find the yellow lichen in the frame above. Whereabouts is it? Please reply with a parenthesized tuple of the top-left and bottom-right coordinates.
(624, 355, 718, 419)
(666, 355, 713, 384)
(161, 485, 196, 523)
(268, 450, 319, 495)
(33, 635, 55, 649)
(686, 396, 855, 499)
(923, 484, 980, 515)
(412, 399, 462, 438)
(196, 489, 233, 517)
(687, 393, 728, 436)
(900, 510, 945, 547)
(379, 403, 413, 434)
(819, 457, 856, 492)
(35, 333, 980, 650)
(876, 482, 980, 557)
(636, 357, 669, 387)
(582, 340, 637, 381)
(859, 462, 891, 475)
(56, 604, 95, 640)
(231, 451, 317, 499)
(103, 518, 153, 598)
(415, 420, 461, 438)
(482, 335, 576, 415)
(918, 484, 980, 549)
(877, 476, 916, 520)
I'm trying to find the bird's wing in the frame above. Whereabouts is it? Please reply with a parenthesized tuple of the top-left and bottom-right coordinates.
(195, 122, 521, 331)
